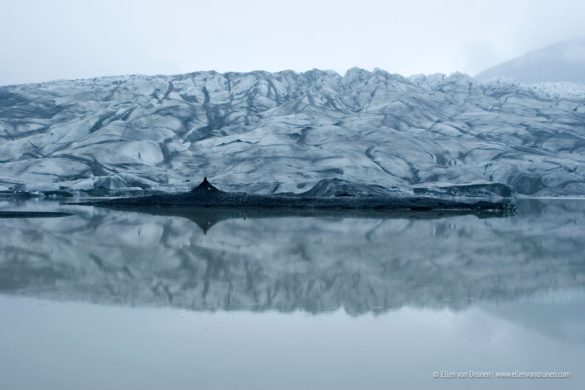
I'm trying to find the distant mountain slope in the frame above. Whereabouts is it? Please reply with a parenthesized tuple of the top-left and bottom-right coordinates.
(1, 69, 585, 196)
(476, 38, 585, 83)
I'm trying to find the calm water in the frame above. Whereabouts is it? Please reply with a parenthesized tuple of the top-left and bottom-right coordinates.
(0, 199, 584, 389)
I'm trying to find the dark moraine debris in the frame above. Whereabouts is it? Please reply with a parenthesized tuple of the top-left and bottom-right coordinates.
(0, 191, 42, 200)
(0, 211, 73, 218)
(74, 177, 516, 214)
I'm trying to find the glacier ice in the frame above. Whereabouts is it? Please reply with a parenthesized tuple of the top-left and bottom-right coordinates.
(1, 69, 585, 196)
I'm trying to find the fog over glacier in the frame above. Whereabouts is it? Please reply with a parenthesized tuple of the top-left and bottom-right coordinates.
(2, 0, 585, 85)
(477, 38, 585, 83)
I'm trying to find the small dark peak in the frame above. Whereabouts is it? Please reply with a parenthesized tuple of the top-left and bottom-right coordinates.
(191, 177, 220, 194)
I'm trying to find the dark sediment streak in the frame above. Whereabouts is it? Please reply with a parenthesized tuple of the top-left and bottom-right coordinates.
(0, 211, 73, 218)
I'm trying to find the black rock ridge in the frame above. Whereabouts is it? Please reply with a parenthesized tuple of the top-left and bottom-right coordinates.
(78, 178, 515, 214)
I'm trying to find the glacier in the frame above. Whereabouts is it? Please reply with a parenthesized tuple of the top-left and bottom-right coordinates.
(1, 68, 585, 196)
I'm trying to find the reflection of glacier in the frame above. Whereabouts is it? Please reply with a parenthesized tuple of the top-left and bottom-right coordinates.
(0, 200, 584, 315)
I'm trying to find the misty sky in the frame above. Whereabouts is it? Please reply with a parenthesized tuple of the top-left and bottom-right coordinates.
(1, 0, 585, 85)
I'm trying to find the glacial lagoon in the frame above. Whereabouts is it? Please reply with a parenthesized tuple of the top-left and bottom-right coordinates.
(0, 199, 584, 389)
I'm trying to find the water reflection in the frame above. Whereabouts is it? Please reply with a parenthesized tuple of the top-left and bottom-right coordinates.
(0, 199, 584, 315)
(100, 206, 513, 233)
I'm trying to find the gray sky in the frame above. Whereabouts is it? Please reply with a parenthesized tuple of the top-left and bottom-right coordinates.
(1, 0, 584, 85)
